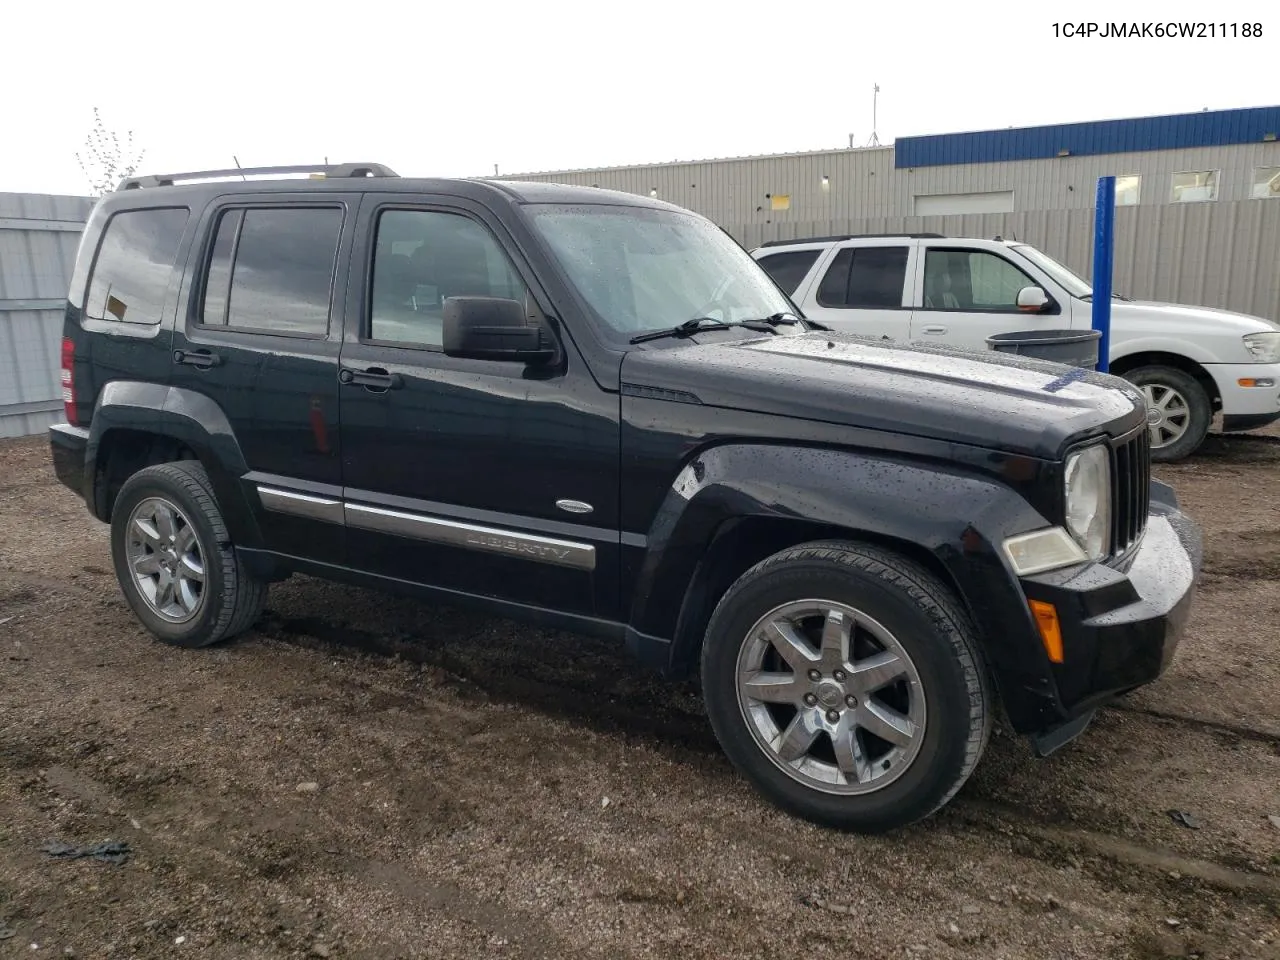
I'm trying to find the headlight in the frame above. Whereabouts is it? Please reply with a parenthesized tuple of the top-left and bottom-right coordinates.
(1064, 444, 1110, 560)
(1243, 331, 1280, 363)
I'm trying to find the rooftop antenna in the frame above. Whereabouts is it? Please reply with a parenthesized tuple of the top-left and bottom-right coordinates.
(495, 163, 499, 175)
(848, 133, 855, 149)
(865, 85, 882, 146)
(232, 155, 247, 180)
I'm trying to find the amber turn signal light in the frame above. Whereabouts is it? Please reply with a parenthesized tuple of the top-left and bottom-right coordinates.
(1029, 599, 1064, 664)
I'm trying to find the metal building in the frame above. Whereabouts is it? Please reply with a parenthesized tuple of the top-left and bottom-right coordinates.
(499, 106, 1280, 322)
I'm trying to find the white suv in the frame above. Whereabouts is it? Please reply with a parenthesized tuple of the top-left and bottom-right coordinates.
(752, 233, 1280, 461)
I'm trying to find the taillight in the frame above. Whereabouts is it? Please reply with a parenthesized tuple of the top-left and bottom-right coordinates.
(60, 337, 77, 426)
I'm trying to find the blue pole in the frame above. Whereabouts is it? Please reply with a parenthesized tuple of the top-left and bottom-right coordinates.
(1092, 176, 1115, 373)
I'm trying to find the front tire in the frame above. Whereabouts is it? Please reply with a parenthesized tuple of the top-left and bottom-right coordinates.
(1119, 365, 1212, 462)
(701, 541, 991, 833)
(110, 460, 267, 648)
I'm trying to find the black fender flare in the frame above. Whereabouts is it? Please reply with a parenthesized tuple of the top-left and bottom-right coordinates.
(628, 443, 1065, 729)
(86, 381, 263, 547)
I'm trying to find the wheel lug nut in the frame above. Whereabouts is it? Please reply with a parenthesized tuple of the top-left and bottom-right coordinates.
(845, 695, 857, 707)
(833, 669, 847, 682)
(807, 669, 821, 682)
(826, 710, 840, 723)
(803, 693, 818, 707)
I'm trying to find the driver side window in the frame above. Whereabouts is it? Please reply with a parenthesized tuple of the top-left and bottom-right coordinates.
(922, 249, 1037, 312)
(369, 209, 525, 348)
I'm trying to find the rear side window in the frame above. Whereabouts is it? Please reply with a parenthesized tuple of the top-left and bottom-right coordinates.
(816, 246, 908, 308)
(84, 207, 190, 325)
(756, 249, 821, 295)
(200, 207, 342, 336)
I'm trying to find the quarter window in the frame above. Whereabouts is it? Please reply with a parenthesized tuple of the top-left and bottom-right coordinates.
(368, 210, 527, 348)
(1170, 170, 1219, 203)
(201, 207, 343, 335)
(756, 249, 821, 296)
(85, 207, 190, 325)
(922, 250, 1036, 312)
(816, 247, 908, 308)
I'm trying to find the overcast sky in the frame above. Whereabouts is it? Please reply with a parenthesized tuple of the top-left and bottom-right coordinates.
(3, 0, 1274, 197)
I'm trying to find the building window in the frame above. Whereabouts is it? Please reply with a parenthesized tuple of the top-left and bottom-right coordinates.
(1170, 170, 1219, 203)
(1252, 166, 1280, 200)
(1115, 175, 1141, 206)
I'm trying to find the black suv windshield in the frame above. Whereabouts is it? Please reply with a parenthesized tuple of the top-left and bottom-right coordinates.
(526, 203, 798, 339)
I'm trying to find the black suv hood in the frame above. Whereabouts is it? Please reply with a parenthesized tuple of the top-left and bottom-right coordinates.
(621, 332, 1145, 459)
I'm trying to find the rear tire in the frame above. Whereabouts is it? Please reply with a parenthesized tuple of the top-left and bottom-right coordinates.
(1119, 365, 1211, 462)
(110, 460, 267, 648)
(701, 540, 991, 833)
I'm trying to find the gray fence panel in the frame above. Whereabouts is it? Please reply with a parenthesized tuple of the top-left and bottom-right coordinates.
(0, 192, 93, 439)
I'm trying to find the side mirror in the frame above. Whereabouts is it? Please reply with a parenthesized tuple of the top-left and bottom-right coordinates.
(1016, 285, 1052, 313)
(442, 296, 555, 363)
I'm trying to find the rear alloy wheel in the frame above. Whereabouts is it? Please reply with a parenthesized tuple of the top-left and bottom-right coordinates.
(111, 460, 267, 648)
(1120, 365, 1212, 462)
(702, 541, 991, 833)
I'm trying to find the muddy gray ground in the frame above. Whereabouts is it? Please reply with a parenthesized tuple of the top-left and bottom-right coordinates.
(1, 426, 1278, 960)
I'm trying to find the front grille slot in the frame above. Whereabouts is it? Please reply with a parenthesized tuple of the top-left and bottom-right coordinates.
(1111, 429, 1149, 555)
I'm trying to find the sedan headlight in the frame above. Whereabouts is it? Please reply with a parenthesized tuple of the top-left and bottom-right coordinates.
(1243, 331, 1280, 363)
(1064, 444, 1110, 560)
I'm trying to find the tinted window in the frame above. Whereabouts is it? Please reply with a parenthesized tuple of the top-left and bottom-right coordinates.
(201, 207, 342, 335)
(756, 250, 821, 295)
(369, 210, 526, 348)
(847, 247, 908, 308)
(816, 249, 853, 306)
(85, 207, 189, 325)
(923, 249, 1035, 311)
(816, 247, 907, 308)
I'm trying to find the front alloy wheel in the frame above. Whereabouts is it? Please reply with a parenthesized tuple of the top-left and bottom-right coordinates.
(736, 601, 925, 794)
(702, 541, 991, 833)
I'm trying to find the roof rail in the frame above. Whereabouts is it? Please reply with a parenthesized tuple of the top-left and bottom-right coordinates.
(757, 232, 946, 248)
(116, 162, 398, 191)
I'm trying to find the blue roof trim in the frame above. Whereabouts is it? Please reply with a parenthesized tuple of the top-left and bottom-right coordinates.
(895, 106, 1280, 168)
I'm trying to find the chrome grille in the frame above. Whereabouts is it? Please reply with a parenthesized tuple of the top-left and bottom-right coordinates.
(1111, 429, 1150, 555)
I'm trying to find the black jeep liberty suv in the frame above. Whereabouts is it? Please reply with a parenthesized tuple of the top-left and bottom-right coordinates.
(49, 162, 1203, 832)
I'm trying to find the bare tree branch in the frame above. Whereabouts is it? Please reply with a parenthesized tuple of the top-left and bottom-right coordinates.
(75, 107, 146, 196)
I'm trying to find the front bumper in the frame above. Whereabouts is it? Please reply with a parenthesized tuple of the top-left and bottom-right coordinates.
(1015, 481, 1202, 750)
(1205, 361, 1280, 422)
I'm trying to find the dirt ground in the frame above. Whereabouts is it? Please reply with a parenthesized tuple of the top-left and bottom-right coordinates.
(1, 424, 1278, 960)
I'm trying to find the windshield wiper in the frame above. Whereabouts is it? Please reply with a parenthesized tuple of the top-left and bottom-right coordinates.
(628, 316, 779, 345)
(1080, 293, 1131, 302)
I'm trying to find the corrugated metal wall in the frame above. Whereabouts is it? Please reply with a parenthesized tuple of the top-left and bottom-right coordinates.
(895, 106, 1280, 167)
(0, 192, 93, 439)
(503, 141, 1280, 220)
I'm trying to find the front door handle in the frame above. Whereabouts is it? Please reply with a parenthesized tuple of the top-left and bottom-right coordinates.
(174, 349, 221, 368)
(921, 325, 948, 335)
(339, 367, 404, 391)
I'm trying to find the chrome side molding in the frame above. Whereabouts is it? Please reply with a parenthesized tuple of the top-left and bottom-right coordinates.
(257, 486, 344, 525)
(344, 503, 596, 571)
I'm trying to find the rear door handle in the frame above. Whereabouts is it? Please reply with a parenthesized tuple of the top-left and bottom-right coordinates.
(339, 367, 403, 391)
(921, 325, 948, 335)
(174, 349, 221, 368)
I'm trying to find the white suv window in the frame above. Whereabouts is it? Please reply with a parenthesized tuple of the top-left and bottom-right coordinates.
(755, 249, 822, 295)
(816, 246, 909, 308)
(922, 249, 1036, 312)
